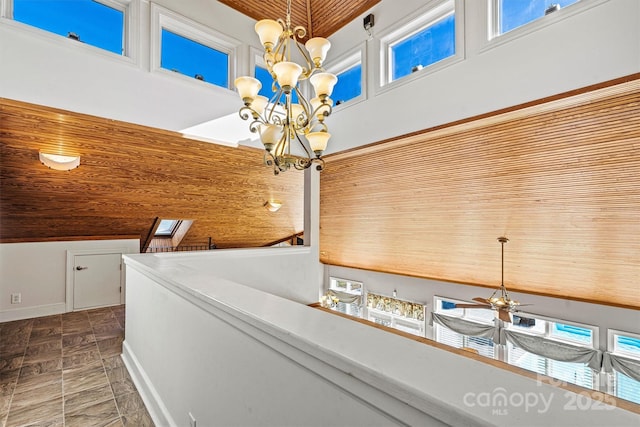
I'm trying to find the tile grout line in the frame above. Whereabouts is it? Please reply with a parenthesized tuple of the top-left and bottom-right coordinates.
(94, 306, 125, 425)
(4, 319, 33, 427)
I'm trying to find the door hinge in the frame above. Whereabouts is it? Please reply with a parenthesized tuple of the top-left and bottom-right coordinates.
(119, 286, 122, 293)
(120, 263, 122, 270)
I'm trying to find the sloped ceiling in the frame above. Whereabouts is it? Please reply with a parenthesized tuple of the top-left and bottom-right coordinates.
(0, 98, 304, 248)
(218, 0, 380, 39)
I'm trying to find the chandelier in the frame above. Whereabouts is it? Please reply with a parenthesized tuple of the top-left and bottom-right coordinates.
(234, 0, 337, 175)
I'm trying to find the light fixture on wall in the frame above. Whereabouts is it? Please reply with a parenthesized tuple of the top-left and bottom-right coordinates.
(234, 0, 337, 175)
(39, 152, 80, 171)
(264, 200, 283, 212)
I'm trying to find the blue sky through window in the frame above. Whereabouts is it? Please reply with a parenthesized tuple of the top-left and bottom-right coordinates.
(500, 0, 580, 33)
(391, 13, 455, 82)
(161, 29, 228, 87)
(13, 0, 124, 54)
(332, 64, 361, 105)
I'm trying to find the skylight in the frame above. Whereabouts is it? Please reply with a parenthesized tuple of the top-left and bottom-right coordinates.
(155, 219, 181, 237)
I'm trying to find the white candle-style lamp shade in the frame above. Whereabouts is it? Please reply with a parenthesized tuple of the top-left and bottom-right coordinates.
(290, 103, 305, 122)
(251, 95, 269, 116)
(306, 131, 331, 155)
(255, 19, 282, 51)
(305, 37, 331, 67)
(39, 152, 80, 171)
(259, 124, 283, 152)
(272, 61, 302, 93)
(235, 76, 262, 104)
(310, 72, 338, 98)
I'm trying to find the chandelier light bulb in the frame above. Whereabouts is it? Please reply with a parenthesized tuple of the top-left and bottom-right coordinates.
(310, 72, 338, 98)
(259, 124, 283, 152)
(305, 37, 331, 68)
(255, 19, 282, 51)
(272, 61, 303, 93)
(251, 95, 269, 117)
(306, 131, 331, 155)
(234, 76, 262, 104)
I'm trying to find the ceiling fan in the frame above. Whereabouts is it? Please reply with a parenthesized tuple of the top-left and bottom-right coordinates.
(455, 237, 529, 323)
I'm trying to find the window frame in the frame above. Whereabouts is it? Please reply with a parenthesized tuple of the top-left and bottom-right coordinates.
(154, 219, 182, 237)
(608, 329, 640, 359)
(150, 3, 240, 91)
(607, 329, 640, 403)
(366, 292, 426, 337)
(483, 0, 609, 51)
(324, 44, 367, 110)
(377, 0, 464, 93)
(506, 311, 598, 349)
(0, 0, 139, 63)
(432, 296, 497, 357)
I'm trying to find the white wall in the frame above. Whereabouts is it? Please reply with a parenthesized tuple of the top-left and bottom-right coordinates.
(326, 0, 640, 153)
(0, 239, 139, 321)
(0, 0, 255, 132)
(146, 246, 323, 303)
(325, 265, 640, 352)
(2, 0, 637, 152)
(122, 252, 640, 426)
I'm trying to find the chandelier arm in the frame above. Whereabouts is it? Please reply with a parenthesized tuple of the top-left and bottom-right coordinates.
(248, 119, 264, 134)
(291, 28, 313, 78)
(239, 105, 256, 121)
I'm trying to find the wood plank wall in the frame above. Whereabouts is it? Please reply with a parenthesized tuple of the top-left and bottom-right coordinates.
(320, 75, 640, 309)
(0, 99, 304, 248)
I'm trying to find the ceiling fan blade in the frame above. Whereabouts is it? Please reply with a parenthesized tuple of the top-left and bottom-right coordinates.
(454, 304, 490, 309)
(472, 297, 490, 304)
(498, 309, 512, 323)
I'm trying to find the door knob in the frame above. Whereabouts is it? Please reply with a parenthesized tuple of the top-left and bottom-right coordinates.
(75, 266, 88, 271)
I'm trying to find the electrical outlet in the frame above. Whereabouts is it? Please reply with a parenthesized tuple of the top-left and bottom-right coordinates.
(188, 412, 196, 427)
(11, 293, 21, 304)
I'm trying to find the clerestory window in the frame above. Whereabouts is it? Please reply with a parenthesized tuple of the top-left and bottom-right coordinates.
(380, 0, 459, 86)
(607, 330, 640, 404)
(8, 0, 131, 56)
(151, 3, 239, 89)
(496, 0, 581, 35)
(325, 47, 365, 107)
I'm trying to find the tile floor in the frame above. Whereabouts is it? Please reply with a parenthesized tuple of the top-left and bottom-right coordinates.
(0, 305, 154, 427)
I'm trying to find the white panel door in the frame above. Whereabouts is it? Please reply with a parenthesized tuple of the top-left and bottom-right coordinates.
(73, 253, 122, 310)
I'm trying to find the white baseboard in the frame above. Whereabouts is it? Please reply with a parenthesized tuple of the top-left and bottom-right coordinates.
(121, 340, 176, 427)
(0, 302, 66, 322)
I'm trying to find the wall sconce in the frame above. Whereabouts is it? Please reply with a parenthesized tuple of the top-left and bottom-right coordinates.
(264, 200, 282, 212)
(39, 152, 80, 171)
